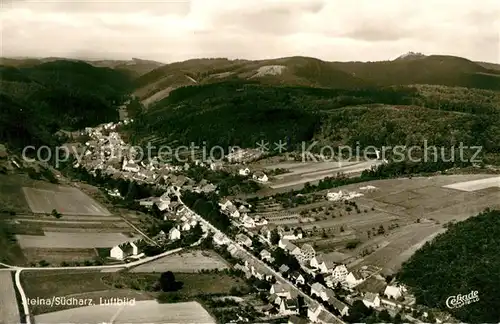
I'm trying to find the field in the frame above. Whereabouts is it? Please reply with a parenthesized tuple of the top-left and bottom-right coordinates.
(262, 160, 382, 190)
(34, 300, 215, 324)
(252, 174, 500, 274)
(130, 250, 229, 273)
(339, 174, 500, 274)
(0, 174, 37, 213)
(21, 270, 155, 315)
(0, 272, 20, 324)
(22, 248, 97, 263)
(16, 232, 141, 249)
(23, 186, 111, 216)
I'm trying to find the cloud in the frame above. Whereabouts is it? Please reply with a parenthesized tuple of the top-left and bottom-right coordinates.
(1, 0, 499, 63)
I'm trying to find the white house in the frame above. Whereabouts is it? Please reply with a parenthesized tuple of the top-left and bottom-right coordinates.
(290, 272, 305, 285)
(310, 255, 336, 274)
(345, 271, 364, 288)
(308, 305, 337, 323)
(278, 239, 301, 256)
(384, 285, 404, 300)
(168, 227, 181, 241)
(311, 282, 328, 301)
(260, 249, 274, 262)
(282, 230, 303, 241)
(122, 159, 140, 173)
(236, 233, 252, 247)
(296, 244, 315, 263)
(270, 283, 292, 299)
(213, 232, 229, 246)
(252, 171, 268, 183)
(279, 298, 299, 316)
(331, 264, 349, 282)
(362, 292, 381, 308)
(242, 214, 256, 228)
(110, 241, 139, 260)
(329, 297, 350, 317)
(239, 168, 251, 176)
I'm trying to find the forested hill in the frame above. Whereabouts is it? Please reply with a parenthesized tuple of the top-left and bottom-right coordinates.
(126, 82, 500, 163)
(0, 60, 133, 149)
(397, 209, 500, 323)
(133, 55, 500, 107)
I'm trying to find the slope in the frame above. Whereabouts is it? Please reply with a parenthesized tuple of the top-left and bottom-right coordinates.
(0, 60, 133, 149)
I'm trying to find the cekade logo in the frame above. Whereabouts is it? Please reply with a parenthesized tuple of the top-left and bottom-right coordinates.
(446, 290, 479, 309)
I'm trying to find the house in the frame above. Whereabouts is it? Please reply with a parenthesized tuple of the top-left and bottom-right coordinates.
(331, 264, 349, 282)
(345, 271, 364, 288)
(242, 214, 256, 228)
(260, 249, 274, 262)
(290, 271, 306, 285)
(239, 168, 251, 176)
(279, 297, 299, 315)
(218, 199, 233, 211)
(279, 264, 290, 275)
(384, 285, 404, 300)
(122, 159, 140, 172)
(279, 239, 301, 256)
(282, 230, 303, 241)
(362, 292, 381, 308)
(329, 297, 350, 317)
(110, 241, 139, 260)
(168, 227, 181, 241)
(308, 305, 337, 324)
(260, 226, 271, 240)
(310, 255, 336, 274)
(252, 171, 268, 183)
(311, 282, 328, 301)
(235, 233, 252, 247)
(270, 283, 292, 299)
(297, 244, 316, 263)
(213, 232, 229, 246)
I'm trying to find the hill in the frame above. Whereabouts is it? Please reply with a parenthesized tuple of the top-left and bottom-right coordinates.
(0, 60, 133, 149)
(0, 57, 163, 78)
(134, 55, 500, 106)
(397, 209, 500, 323)
(126, 82, 500, 163)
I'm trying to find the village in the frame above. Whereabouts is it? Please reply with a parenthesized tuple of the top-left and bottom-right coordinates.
(62, 120, 441, 324)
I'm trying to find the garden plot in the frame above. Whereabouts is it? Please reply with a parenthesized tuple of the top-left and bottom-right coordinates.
(131, 250, 229, 273)
(23, 186, 111, 216)
(16, 232, 141, 249)
(0, 272, 20, 324)
(35, 300, 215, 324)
(442, 176, 500, 192)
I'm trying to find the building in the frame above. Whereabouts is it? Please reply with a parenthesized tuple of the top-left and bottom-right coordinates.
(260, 249, 274, 262)
(362, 292, 381, 308)
(279, 297, 299, 315)
(252, 171, 268, 183)
(310, 255, 336, 274)
(110, 241, 139, 260)
(311, 282, 328, 301)
(239, 168, 251, 176)
(288, 315, 309, 324)
(297, 244, 316, 263)
(279, 264, 290, 275)
(235, 233, 252, 247)
(282, 230, 303, 241)
(345, 271, 364, 289)
(290, 271, 306, 285)
(168, 227, 181, 241)
(384, 285, 404, 300)
(270, 283, 292, 299)
(331, 264, 349, 283)
(279, 239, 301, 256)
(213, 232, 229, 246)
(329, 297, 350, 317)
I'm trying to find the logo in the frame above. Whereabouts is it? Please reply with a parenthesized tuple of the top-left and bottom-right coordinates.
(446, 290, 479, 309)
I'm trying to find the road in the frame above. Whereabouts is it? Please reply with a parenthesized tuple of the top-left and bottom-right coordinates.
(178, 196, 345, 324)
(2, 248, 183, 324)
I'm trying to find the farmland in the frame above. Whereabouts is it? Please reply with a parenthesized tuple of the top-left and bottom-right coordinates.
(130, 250, 229, 273)
(23, 186, 111, 216)
(16, 232, 141, 249)
(34, 300, 215, 324)
(0, 272, 20, 324)
(251, 174, 500, 274)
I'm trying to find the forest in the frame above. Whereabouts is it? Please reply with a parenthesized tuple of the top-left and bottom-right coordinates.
(397, 209, 500, 323)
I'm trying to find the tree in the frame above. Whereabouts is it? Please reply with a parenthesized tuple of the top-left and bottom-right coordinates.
(378, 224, 385, 235)
(379, 309, 392, 322)
(270, 229, 280, 245)
(159, 271, 181, 292)
(51, 209, 62, 219)
(393, 313, 402, 324)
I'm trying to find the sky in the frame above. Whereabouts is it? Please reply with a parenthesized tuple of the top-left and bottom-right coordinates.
(1, 0, 499, 63)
